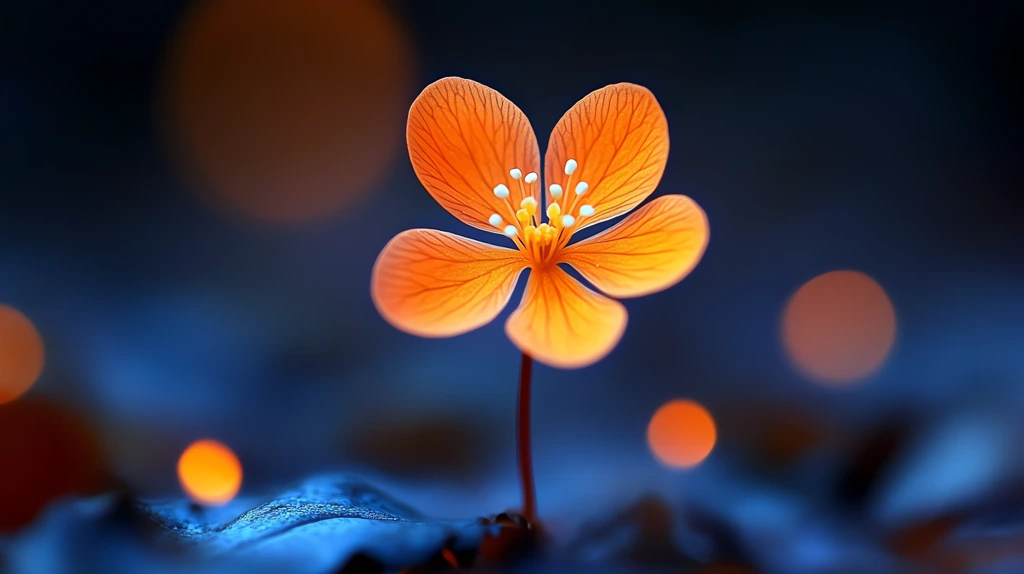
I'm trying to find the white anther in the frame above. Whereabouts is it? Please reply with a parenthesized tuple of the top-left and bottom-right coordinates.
(564, 159, 578, 175)
(504, 225, 518, 237)
(524, 172, 538, 184)
(493, 184, 510, 198)
(561, 215, 576, 226)
(575, 181, 589, 195)
(509, 168, 522, 180)
(579, 205, 595, 217)
(489, 213, 503, 227)
(549, 184, 563, 198)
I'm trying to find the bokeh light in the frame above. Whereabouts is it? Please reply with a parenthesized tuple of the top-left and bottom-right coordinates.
(647, 400, 717, 469)
(0, 400, 108, 533)
(177, 439, 243, 506)
(0, 304, 45, 404)
(782, 270, 896, 385)
(161, 0, 414, 223)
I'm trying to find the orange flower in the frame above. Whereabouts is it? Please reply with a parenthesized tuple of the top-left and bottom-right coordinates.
(372, 78, 709, 368)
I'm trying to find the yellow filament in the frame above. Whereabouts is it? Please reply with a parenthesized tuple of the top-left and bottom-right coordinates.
(498, 163, 596, 266)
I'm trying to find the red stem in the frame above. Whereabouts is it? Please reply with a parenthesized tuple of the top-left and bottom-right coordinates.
(516, 352, 537, 524)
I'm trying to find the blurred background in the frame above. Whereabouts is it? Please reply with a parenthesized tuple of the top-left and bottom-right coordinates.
(1, 0, 1023, 570)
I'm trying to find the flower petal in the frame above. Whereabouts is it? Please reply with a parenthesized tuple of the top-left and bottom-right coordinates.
(407, 77, 541, 233)
(505, 266, 627, 369)
(560, 195, 709, 298)
(372, 229, 528, 337)
(545, 83, 669, 229)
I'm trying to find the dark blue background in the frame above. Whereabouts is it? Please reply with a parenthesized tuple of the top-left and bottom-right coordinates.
(2, 1, 1023, 569)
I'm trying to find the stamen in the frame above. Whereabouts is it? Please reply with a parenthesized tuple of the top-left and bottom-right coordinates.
(497, 161, 592, 262)
(516, 209, 530, 225)
(520, 196, 538, 216)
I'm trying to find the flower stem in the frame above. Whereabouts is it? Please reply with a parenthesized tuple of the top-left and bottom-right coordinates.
(516, 352, 537, 524)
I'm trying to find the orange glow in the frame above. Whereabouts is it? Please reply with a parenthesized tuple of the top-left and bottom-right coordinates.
(177, 439, 242, 506)
(374, 77, 709, 368)
(0, 305, 44, 404)
(647, 400, 717, 469)
(372, 229, 528, 338)
(782, 270, 896, 385)
(0, 400, 108, 533)
(162, 0, 413, 223)
(561, 195, 709, 298)
(505, 265, 628, 369)
(407, 77, 540, 233)
(544, 83, 670, 232)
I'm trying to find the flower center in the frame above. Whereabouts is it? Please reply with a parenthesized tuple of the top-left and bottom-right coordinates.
(487, 159, 596, 266)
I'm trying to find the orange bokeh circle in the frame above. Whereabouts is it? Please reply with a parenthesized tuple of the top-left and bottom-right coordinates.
(0, 305, 45, 405)
(647, 399, 717, 469)
(782, 270, 896, 385)
(162, 0, 414, 223)
(177, 439, 243, 506)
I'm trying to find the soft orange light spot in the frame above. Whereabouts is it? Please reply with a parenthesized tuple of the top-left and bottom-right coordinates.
(782, 270, 896, 386)
(647, 400, 717, 469)
(0, 400, 108, 533)
(0, 305, 44, 404)
(177, 439, 242, 506)
(162, 0, 414, 223)
(440, 548, 459, 568)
